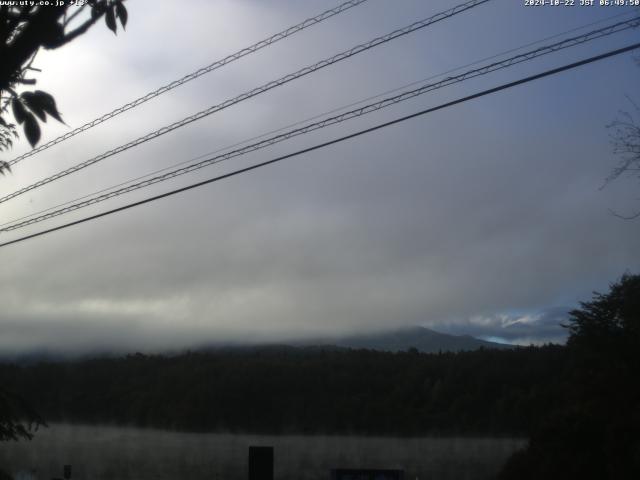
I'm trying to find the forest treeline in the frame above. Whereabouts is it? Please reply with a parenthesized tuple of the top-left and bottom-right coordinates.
(0, 345, 565, 436)
(1, 274, 637, 478)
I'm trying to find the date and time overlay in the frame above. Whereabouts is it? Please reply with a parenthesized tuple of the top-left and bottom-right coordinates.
(525, 0, 639, 6)
(0, 0, 639, 8)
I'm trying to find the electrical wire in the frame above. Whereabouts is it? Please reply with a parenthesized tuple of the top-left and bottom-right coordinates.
(0, 0, 492, 206)
(1, 40, 638, 249)
(6, 5, 629, 232)
(2, 16, 638, 233)
(7, 6, 633, 230)
(6, 0, 371, 167)
(7, 5, 633, 228)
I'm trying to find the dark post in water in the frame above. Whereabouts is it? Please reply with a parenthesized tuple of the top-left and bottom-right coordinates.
(249, 446, 274, 480)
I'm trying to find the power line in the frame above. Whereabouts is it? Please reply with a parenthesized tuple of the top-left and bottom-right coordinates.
(0, 0, 491, 206)
(3, 16, 637, 233)
(1, 41, 638, 250)
(6, 0, 371, 167)
(5, 10, 633, 231)
(3, 4, 634, 221)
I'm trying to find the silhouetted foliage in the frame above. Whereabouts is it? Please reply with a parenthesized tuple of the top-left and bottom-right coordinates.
(0, 346, 565, 436)
(606, 93, 640, 218)
(0, 0, 128, 446)
(499, 274, 640, 480)
(0, 0, 128, 173)
(608, 99, 640, 190)
(567, 273, 640, 351)
(0, 387, 45, 442)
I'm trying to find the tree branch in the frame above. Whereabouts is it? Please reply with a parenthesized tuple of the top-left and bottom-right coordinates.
(63, 4, 87, 27)
(608, 208, 640, 220)
(47, 11, 103, 49)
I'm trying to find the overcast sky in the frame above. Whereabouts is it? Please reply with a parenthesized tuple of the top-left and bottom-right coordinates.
(1, 0, 639, 354)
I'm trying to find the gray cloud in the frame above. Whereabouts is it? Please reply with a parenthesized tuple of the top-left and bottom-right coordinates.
(1, 0, 639, 354)
(433, 307, 572, 345)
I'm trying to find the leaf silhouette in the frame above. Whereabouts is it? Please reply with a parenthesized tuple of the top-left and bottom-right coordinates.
(34, 91, 64, 124)
(105, 6, 117, 34)
(116, 1, 128, 29)
(0, 161, 11, 175)
(11, 98, 27, 124)
(21, 92, 47, 122)
(23, 113, 41, 147)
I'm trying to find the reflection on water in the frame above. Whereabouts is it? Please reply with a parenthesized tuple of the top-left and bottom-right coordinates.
(0, 424, 525, 480)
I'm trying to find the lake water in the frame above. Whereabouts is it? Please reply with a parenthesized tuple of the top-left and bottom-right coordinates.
(0, 424, 525, 480)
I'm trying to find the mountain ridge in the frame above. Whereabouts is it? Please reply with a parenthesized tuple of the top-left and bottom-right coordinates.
(0, 326, 512, 364)
(290, 325, 512, 353)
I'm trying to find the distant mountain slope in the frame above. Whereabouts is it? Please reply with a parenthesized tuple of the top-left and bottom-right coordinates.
(296, 326, 512, 353)
(0, 327, 511, 364)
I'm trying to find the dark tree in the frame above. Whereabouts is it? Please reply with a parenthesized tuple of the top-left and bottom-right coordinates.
(0, 0, 128, 174)
(499, 274, 640, 480)
(567, 273, 640, 351)
(0, 1, 128, 445)
(0, 387, 45, 442)
(606, 99, 640, 218)
(0, 387, 44, 478)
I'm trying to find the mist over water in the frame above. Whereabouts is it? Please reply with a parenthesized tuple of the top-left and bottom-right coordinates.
(0, 424, 524, 480)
